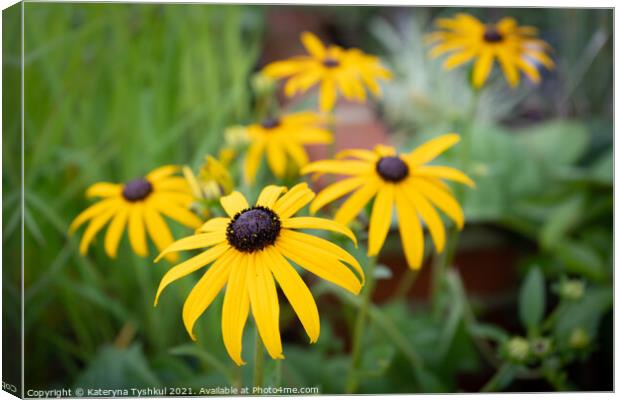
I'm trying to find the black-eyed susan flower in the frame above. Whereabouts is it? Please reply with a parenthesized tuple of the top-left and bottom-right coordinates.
(154, 183, 364, 365)
(262, 31, 392, 112)
(70, 165, 203, 262)
(426, 13, 554, 88)
(302, 134, 475, 269)
(244, 111, 333, 184)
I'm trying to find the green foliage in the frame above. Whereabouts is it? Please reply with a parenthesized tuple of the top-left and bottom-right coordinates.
(518, 267, 545, 333)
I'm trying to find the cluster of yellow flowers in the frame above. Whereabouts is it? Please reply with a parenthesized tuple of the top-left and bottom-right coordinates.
(70, 15, 552, 366)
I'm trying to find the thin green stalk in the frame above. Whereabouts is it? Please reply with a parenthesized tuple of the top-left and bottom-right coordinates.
(394, 268, 420, 301)
(253, 326, 264, 388)
(430, 88, 481, 307)
(345, 256, 377, 394)
(481, 363, 516, 392)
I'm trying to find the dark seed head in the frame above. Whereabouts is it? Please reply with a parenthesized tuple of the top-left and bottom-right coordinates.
(261, 117, 281, 130)
(376, 156, 409, 183)
(226, 206, 281, 253)
(323, 57, 340, 68)
(122, 178, 153, 202)
(483, 26, 504, 43)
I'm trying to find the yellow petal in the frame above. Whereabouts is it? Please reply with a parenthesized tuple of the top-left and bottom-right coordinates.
(273, 183, 315, 219)
(70, 198, 121, 234)
(182, 250, 235, 340)
(256, 185, 287, 209)
(151, 194, 203, 229)
(153, 176, 192, 193)
(405, 134, 461, 166)
(221, 256, 250, 366)
(86, 182, 122, 198)
(335, 148, 378, 162)
(414, 166, 475, 187)
(155, 231, 227, 262)
(154, 242, 230, 305)
(414, 178, 464, 229)
(400, 184, 445, 253)
(284, 141, 309, 168)
(262, 59, 309, 78)
(266, 247, 319, 343)
(334, 178, 381, 225)
(310, 176, 366, 214)
(496, 48, 520, 88)
(128, 204, 148, 257)
(319, 77, 337, 112)
(247, 252, 283, 360)
(283, 230, 364, 284)
(277, 233, 362, 294)
(301, 31, 326, 58)
(516, 57, 541, 84)
(368, 185, 394, 256)
(394, 189, 424, 269)
(472, 49, 495, 88)
(266, 141, 287, 178)
(244, 141, 265, 185)
(281, 216, 357, 245)
(442, 49, 476, 70)
(79, 207, 117, 255)
(147, 165, 179, 182)
(104, 204, 129, 258)
(143, 204, 177, 262)
(301, 160, 373, 176)
(197, 217, 230, 233)
(220, 191, 249, 218)
(291, 128, 333, 145)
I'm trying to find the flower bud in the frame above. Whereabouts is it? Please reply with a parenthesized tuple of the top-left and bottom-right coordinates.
(559, 279, 584, 301)
(506, 337, 530, 363)
(569, 328, 589, 349)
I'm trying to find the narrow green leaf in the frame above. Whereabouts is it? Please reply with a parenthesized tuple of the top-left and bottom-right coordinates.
(519, 266, 545, 332)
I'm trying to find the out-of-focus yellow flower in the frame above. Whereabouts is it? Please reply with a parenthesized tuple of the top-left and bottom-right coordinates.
(262, 31, 392, 112)
(154, 183, 363, 365)
(70, 165, 202, 262)
(244, 111, 333, 184)
(302, 134, 474, 269)
(426, 13, 554, 88)
(183, 154, 234, 202)
(224, 125, 251, 148)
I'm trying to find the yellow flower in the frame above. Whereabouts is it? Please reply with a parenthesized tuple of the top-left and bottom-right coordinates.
(154, 183, 363, 365)
(183, 154, 235, 201)
(262, 31, 392, 112)
(70, 165, 203, 262)
(426, 13, 554, 88)
(302, 135, 474, 269)
(244, 111, 333, 184)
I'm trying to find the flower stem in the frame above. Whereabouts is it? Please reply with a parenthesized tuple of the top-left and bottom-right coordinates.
(345, 255, 377, 394)
(430, 88, 480, 308)
(394, 268, 420, 301)
(253, 326, 264, 388)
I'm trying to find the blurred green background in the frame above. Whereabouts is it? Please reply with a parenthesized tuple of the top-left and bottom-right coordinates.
(2, 3, 612, 394)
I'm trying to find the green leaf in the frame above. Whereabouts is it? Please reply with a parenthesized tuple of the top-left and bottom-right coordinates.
(539, 195, 584, 251)
(519, 267, 546, 332)
(74, 344, 159, 390)
(555, 239, 607, 282)
(516, 120, 589, 166)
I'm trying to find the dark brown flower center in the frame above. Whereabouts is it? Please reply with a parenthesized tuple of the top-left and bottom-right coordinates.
(323, 57, 340, 68)
(226, 206, 281, 253)
(376, 156, 409, 183)
(122, 178, 152, 202)
(483, 26, 504, 43)
(261, 117, 281, 129)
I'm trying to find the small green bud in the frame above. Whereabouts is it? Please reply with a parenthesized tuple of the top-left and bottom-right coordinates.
(560, 279, 584, 301)
(530, 337, 552, 357)
(569, 328, 590, 349)
(506, 336, 530, 363)
(251, 72, 276, 96)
